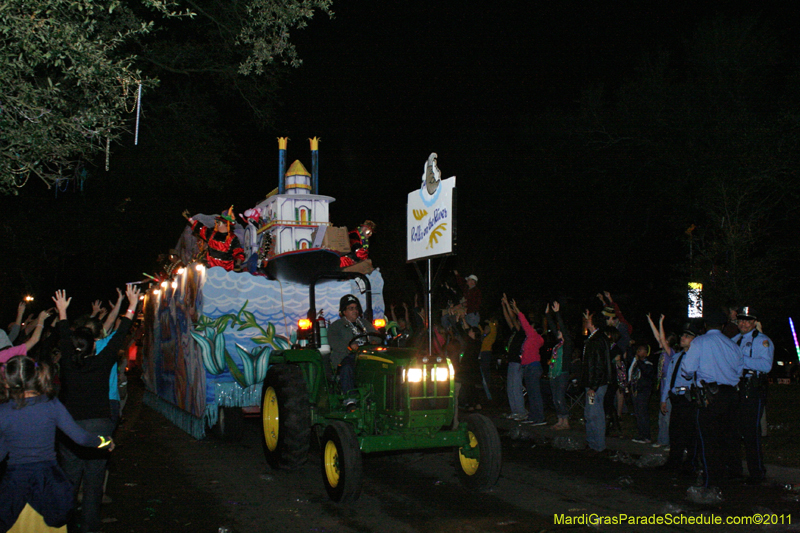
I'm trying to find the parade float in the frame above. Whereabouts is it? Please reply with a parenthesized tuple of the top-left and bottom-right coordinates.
(140, 138, 385, 439)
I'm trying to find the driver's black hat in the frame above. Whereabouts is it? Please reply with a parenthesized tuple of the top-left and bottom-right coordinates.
(339, 294, 362, 315)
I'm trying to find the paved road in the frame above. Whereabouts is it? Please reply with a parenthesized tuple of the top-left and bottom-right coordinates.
(100, 379, 800, 533)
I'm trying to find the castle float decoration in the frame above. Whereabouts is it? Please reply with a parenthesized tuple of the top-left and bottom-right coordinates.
(140, 137, 384, 439)
(246, 137, 343, 284)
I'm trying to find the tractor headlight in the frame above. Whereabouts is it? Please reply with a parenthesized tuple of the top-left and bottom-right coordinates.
(433, 366, 449, 382)
(406, 368, 424, 382)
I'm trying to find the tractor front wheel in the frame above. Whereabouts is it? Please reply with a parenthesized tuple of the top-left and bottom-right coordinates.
(320, 421, 363, 503)
(454, 413, 502, 491)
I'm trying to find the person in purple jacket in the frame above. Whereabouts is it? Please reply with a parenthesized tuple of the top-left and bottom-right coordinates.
(0, 355, 114, 531)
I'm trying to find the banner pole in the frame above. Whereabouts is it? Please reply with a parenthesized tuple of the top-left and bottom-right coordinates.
(427, 258, 433, 356)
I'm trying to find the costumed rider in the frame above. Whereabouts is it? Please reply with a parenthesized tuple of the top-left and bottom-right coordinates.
(327, 294, 377, 409)
(182, 207, 245, 272)
(340, 220, 376, 268)
(731, 306, 773, 483)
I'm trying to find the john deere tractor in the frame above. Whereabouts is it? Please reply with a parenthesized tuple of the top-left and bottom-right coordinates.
(260, 272, 501, 503)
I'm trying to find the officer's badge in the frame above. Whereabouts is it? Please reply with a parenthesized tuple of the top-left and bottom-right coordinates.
(763, 340, 770, 347)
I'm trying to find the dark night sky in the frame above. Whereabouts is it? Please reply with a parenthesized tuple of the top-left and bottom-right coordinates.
(241, 1, 799, 304)
(4, 1, 800, 340)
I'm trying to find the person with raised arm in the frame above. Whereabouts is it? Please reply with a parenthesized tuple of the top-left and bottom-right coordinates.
(510, 298, 546, 425)
(546, 301, 574, 429)
(54, 284, 140, 533)
(501, 294, 526, 421)
(647, 313, 677, 448)
(581, 309, 613, 454)
(0, 309, 51, 364)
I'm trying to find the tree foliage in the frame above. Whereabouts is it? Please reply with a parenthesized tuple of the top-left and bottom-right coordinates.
(0, 0, 332, 194)
(570, 15, 800, 321)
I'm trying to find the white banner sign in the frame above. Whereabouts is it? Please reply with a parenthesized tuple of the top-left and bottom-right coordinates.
(407, 154, 456, 261)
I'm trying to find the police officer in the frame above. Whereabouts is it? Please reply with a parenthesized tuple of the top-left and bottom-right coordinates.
(660, 322, 699, 473)
(682, 309, 743, 488)
(732, 306, 774, 483)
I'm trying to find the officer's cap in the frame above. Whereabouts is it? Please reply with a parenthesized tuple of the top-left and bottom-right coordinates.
(682, 322, 700, 337)
(737, 306, 757, 320)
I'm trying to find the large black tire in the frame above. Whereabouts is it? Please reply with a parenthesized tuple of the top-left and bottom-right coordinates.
(454, 413, 502, 491)
(262, 364, 311, 470)
(320, 421, 363, 503)
(213, 406, 244, 441)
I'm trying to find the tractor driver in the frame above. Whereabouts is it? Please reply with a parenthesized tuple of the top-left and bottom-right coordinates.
(328, 294, 377, 409)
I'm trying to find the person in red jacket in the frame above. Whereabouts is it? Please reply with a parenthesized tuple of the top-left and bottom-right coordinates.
(182, 207, 245, 271)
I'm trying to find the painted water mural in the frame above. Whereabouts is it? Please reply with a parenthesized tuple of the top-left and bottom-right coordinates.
(141, 265, 385, 432)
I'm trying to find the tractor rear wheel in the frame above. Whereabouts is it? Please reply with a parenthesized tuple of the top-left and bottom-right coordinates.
(262, 364, 311, 470)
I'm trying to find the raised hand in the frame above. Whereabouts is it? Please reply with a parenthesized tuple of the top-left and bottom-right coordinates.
(109, 288, 124, 310)
(91, 300, 103, 316)
(182, 209, 191, 221)
(552, 301, 560, 313)
(125, 284, 141, 310)
(604, 291, 613, 303)
(52, 290, 71, 319)
(36, 309, 50, 325)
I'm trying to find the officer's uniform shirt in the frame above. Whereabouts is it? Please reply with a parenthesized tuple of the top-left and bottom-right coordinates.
(661, 349, 693, 403)
(731, 329, 774, 374)
(682, 329, 743, 386)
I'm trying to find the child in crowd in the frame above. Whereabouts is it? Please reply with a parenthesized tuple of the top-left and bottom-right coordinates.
(0, 355, 114, 532)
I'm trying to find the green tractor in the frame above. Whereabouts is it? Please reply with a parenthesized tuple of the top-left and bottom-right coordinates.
(260, 272, 502, 503)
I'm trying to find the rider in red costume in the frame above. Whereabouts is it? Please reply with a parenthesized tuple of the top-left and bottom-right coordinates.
(182, 207, 245, 271)
(340, 220, 375, 268)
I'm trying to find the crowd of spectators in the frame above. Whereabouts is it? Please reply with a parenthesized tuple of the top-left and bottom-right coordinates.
(1, 286, 141, 532)
(392, 274, 774, 493)
(2, 268, 778, 527)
